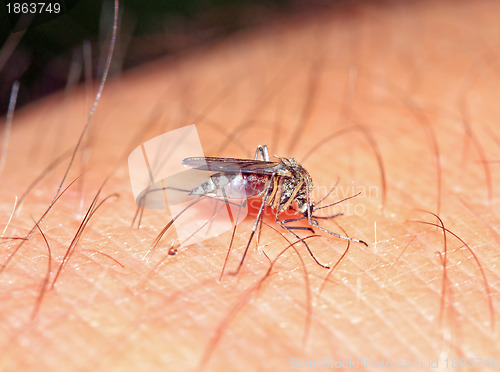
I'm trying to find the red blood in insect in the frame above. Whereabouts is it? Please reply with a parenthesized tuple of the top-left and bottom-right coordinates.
(242, 174, 270, 197)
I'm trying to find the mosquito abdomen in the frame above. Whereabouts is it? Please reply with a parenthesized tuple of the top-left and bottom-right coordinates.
(190, 173, 270, 199)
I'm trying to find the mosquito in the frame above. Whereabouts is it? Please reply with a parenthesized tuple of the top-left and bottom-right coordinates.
(182, 145, 367, 273)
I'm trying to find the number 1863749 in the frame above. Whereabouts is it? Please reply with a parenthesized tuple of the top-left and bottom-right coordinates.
(6, 2, 61, 14)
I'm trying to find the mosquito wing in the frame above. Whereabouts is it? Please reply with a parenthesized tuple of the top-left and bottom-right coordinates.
(184, 156, 291, 199)
(183, 157, 292, 177)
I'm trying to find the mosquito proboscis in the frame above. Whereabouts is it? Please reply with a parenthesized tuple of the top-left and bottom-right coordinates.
(182, 145, 367, 273)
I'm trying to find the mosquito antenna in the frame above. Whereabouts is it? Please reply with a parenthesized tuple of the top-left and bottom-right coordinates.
(313, 192, 362, 211)
(314, 176, 340, 206)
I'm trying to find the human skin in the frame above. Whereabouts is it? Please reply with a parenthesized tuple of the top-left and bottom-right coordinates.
(1, 0, 500, 370)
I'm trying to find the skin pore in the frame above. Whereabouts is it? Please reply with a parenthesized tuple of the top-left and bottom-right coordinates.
(1, 0, 500, 370)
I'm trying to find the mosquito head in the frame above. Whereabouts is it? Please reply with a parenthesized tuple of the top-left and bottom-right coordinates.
(280, 158, 313, 186)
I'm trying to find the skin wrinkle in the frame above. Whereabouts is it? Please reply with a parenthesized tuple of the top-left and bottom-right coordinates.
(1, 0, 500, 370)
(333, 256, 437, 354)
(340, 278, 422, 357)
(326, 227, 484, 356)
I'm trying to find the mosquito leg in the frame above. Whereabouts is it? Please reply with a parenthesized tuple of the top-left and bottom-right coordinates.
(284, 225, 315, 233)
(310, 219, 368, 246)
(281, 217, 315, 232)
(219, 199, 247, 281)
(232, 174, 275, 274)
(280, 215, 315, 232)
(232, 200, 265, 274)
(256, 211, 264, 248)
(281, 216, 307, 224)
(205, 197, 222, 234)
(278, 219, 329, 269)
(254, 145, 270, 161)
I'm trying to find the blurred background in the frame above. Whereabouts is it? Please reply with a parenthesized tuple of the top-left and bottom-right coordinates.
(0, 0, 340, 115)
